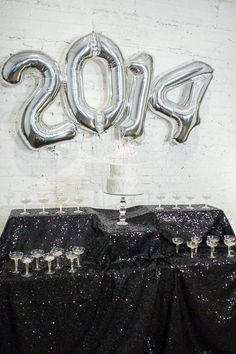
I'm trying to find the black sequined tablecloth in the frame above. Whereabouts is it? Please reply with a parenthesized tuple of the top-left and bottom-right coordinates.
(0, 205, 235, 354)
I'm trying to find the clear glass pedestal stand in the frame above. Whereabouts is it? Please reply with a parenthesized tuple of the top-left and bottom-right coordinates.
(104, 192, 144, 226)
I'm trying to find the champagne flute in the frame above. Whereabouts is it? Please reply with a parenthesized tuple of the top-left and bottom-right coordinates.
(20, 198, 31, 215)
(156, 195, 165, 210)
(38, 197, 49, 215)
(9, 251, 23, 274)
(57, 194, 67, 214)
(172, 237, 183, 254)
(186, 196, 195, 209)
(202, 195, 211, 209)
(72, 246, 85, 267)
(224, 235, 236, 258)
(31, 249, 44, 271)
(21, 255, 33, 277)
(73, 198, 83, 214)
(187, 241, 197, 258)
(74, 188, 84, 214)
(173, 196, 181, 210)
(51, 248, 64, 270)
(191, 236, 202, 254)
(65, 251, 77, 273)
(44, 253, 55, 275)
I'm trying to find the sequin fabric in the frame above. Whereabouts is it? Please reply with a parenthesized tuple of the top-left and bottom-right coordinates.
(0, 205, 235, 354)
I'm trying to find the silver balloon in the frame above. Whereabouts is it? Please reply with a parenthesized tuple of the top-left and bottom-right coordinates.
(63, 32, 126, 134)
(149, 61, 214, 143)
(1, 50, 76, 149)
(120, 53, 153, 140)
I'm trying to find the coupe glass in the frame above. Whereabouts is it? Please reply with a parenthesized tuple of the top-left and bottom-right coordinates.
(21, 255, 33, 277)
(31, 249, 44, 271)
(9, 251, 23, 274)
(65, 251, 77, 273)
(224, 235, 236, 258)
(172, 237, 183, 254)
(202, 195, 211, 209)
(187, 240, 197, 258)
(173, 196, 181, 210)
(186, 196, 195, 209)
(51, 248, 64, 270)
(20, 198, 31, 215)
(44, 253, 55, 275)
(38, 197, 49, 215)
(156, 195, 165, 210)
(72, 246, 85, 267)
(191, 236, 202, 254)
(206, 236, 219, 258)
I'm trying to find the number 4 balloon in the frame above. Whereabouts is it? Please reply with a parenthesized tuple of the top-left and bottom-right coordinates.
(149, 61, 214, 143)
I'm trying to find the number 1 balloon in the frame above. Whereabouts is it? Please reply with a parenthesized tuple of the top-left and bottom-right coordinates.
(119, 52, 153, 140)
(149, 61, 214, 143)
(1, 51, 76, 149)
(63, 32, 126, 135)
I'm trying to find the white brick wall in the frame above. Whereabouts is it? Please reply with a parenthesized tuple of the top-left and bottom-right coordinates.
(0, 0, 236, 232)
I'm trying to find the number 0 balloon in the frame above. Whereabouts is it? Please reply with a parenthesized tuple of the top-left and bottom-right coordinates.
(63, 32, 126, 134)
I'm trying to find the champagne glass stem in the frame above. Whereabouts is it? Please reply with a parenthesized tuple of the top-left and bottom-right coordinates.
(204, 198, 209, 208)
(228, 246, 231, 257)
(42, 204, 45, 212)
(195, 246, 198, 254)
(23, 204, 26, 213)
(14, 259, 18, 272)
(175, 201, 178, 208)
(176, 245, 179, 254)
(210, 248, 214, 258)
(25, 263, 29, 276)
(60, 205, 62, 213)
(70, 259, 74, 272)
(77, 256, 80, 267)
(48, 261, 52, 273)
(191, 249, 194, 258)
(36, 258, 40, 270)
(56, 257, 60, 268)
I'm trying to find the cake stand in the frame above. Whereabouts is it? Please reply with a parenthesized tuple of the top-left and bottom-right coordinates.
(104, 192, 144, 226)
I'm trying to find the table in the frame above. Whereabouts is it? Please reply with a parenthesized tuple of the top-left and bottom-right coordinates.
(0, 205, 235, 354)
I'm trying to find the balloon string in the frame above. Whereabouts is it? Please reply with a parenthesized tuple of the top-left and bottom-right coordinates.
(92, 11, 96, 32)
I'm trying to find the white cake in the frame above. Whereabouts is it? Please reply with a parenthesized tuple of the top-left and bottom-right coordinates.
(106, 163, 139, 194)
